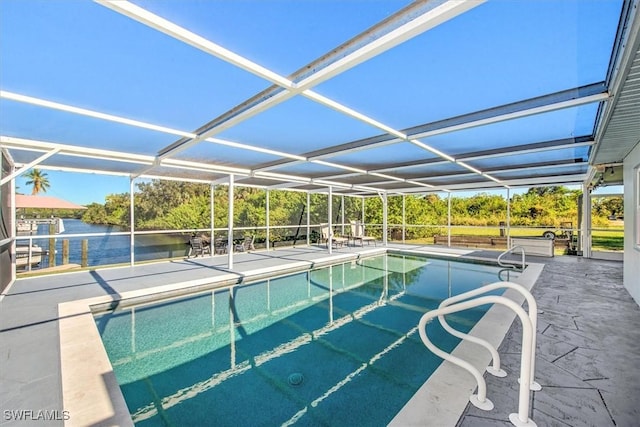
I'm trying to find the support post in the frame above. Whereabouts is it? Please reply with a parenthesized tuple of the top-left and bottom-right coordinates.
(306, 192, 311, 246)
(506, 188, 511, 248)
(49, 223, 56, 267)
(447, 192, 452, 247)
(10, 166, 17, 281)
(266, 189, 270, 251)
(81, 239, 88, 267)
(129, 178, 135, 266)
(341, 195, 345, 236)
(402, 194, 406, 243)
(210, 184, 215, 256)
(328, 187, 333, 254)
(382, 192, 388, 246)
(62, 240, 69, 265)
(581, 183, 592, 258)
(361, 196, 366, 243)
(228, 175, 234, 269)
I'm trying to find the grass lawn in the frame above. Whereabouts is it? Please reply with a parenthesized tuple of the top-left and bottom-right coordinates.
(592, 229, 624, 251)
(403, 225, 625, 252)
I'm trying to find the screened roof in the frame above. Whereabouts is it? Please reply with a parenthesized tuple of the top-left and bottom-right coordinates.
(1, 0, 638, 196)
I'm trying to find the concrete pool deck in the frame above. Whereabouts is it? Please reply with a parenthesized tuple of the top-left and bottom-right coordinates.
(0, 244, 637, 426)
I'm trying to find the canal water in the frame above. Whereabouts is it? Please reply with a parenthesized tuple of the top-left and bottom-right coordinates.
(22, 219, 189, 269)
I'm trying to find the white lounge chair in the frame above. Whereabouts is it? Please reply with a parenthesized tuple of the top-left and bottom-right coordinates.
(320, 224, 348, 248)
(350, 220, 376, 246)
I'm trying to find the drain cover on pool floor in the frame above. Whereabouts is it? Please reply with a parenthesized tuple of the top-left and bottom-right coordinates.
(288, 372, 304, 386)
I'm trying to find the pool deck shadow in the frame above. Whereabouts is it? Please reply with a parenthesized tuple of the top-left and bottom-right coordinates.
(0, 244, 637, 426)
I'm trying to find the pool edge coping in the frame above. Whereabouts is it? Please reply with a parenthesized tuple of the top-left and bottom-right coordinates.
(58, 248, 541, 427)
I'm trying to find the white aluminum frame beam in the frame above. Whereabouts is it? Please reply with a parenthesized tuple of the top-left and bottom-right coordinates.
(255, 84, 607, 181)
(97, 0, 493, 182)
(387, 173, 587, 194)
(290, 84, 607, 163)
(0, 97, 446, 192)
(367, 138, 595, 174)
(0, 93, 307, 166)
(0, 91, 194, 139)
(0, 148, 60, 186)
(1, 85, 598, 195)
(1, 0, 616, 201)
(252, 85, 606, 188)
(96, 0, 484, 159)
(308, 160, 588, 192)
(457, 141, 595, 162)
(0, 136, 333, 189)
(0, 136, 154, 165)
(439, 174, 588, 191)
(95, 1, 294, 89)
(410, 93, 608, 141)
(11, 164, 132, 178)
(408, 161, 588, 182)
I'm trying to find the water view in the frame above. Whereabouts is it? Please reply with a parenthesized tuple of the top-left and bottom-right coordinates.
(18, 219, 190, 269)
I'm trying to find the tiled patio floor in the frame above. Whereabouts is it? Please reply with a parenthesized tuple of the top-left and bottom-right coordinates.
(457, 254, 639, 427)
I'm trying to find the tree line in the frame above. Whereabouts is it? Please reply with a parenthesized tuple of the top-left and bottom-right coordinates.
(80, 180, 623, 241)
(16, 170, 623, 241)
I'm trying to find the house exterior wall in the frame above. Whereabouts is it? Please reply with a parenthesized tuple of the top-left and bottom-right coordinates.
(624, 141, 640, 306)
(1, 153, 14, 293)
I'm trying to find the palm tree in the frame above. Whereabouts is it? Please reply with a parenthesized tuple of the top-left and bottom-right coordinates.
(25, 169, 50, 195)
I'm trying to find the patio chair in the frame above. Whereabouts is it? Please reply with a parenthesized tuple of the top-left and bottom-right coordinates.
(350, 220, 376, 246)
(320, 224, 348, 248)
(213, 238, 228, 255)
(188, 237, 210, 258)
(235, 235, 255, 252)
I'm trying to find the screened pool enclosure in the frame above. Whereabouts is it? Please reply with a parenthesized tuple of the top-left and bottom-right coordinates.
(2, 0, 639, 285)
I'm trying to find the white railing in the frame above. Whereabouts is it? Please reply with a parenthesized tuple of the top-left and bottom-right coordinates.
(418, 281, 539, 427)
(498, 245, 525, 270)
(438, 282, 541, 392)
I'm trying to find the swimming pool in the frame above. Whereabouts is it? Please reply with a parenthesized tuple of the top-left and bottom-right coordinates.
(95, 254, 516, 426)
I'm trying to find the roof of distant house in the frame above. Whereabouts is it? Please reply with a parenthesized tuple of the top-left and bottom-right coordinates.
(15, 195, 87, 210)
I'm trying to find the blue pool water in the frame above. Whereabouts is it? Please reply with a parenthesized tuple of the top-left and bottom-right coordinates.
(95, 254, 515, 426)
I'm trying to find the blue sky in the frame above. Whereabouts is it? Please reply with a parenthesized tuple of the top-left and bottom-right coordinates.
(1, 0, 624, 204)
(15, 171, 131, 205)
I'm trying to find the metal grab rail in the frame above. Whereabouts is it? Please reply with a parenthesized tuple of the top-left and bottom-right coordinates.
(498, 268, 515, 282)
(438, 281, 541, 391)
(498, 245, 525, 270)
(419, 294, 538, 427)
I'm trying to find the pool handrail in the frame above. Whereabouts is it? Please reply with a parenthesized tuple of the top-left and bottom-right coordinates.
(418, 294, 538, 427)
(498, 246, 526, 270)
(437, 281, 541, 391)
(498, 268, 516, 282)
